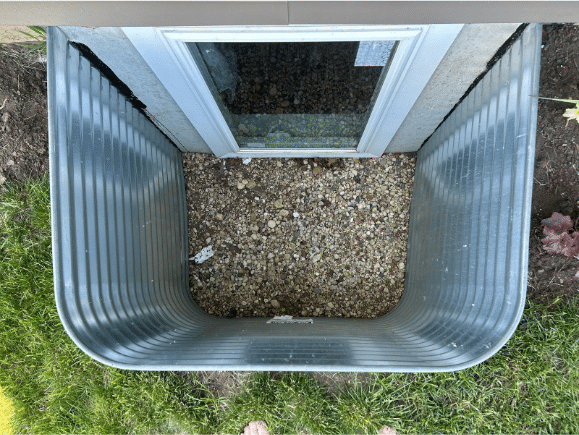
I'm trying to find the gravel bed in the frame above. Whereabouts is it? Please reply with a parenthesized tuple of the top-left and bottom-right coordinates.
(184, 154, 416, 318)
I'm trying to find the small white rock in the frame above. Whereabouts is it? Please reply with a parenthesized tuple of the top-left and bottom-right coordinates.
(271, 299, 280, 308)
(293, 212, 300, 218)
(190, 246, 214, 264)
(268, 220, 276, 228)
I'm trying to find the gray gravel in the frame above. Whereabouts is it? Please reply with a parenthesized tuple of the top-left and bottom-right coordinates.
(183, 154, 415, 318)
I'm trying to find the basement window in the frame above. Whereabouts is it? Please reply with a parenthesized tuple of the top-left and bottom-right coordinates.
(123, 25, 463, 158)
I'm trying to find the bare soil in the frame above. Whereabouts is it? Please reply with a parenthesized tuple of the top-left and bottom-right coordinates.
(0, 46, 48, 183)
(530, 24, 579, 303)
(1, 24, 578, 310)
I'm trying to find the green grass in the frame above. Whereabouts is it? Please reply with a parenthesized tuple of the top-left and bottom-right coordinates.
(0, 177, 578, 434)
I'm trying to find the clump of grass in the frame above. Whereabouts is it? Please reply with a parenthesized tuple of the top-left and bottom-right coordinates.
(14, 26, 47, 55)
(218, 372, 341, 434)
(337, 298, 579, 434)
(0, 178, 218, 434)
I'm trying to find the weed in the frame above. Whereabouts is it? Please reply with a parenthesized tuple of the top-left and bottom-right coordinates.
(538, 97, 579, 126)
(541, 212, 579, 257)
(14, 26, 47, 55)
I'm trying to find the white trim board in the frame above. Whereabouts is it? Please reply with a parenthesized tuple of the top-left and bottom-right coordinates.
(124, 24, 463, 157)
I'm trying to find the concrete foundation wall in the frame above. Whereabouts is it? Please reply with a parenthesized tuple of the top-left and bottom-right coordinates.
(59, 27, 211, 153)
(59, 24, 520, 154)
(386, 23, 521, 152)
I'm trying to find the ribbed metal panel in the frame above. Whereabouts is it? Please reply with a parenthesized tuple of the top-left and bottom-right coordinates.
(49, 24, 541, 371)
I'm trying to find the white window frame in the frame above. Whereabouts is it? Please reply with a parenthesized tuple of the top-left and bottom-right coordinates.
(123, 24, 463, 158)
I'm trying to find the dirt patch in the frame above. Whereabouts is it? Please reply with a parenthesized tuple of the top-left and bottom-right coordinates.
(179, 371, 252, 400)
(0, 45, 48, 183)
(529, 24, 579, 304)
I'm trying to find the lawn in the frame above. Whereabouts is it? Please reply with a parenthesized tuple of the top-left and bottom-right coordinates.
(0, 177, 577, 434)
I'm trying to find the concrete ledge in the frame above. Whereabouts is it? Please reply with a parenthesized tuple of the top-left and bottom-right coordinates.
(0, 26, 41, 43)
(1, 1, 579, 26)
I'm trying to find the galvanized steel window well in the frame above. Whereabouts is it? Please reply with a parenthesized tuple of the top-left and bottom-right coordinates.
(48, 25, 541, 371)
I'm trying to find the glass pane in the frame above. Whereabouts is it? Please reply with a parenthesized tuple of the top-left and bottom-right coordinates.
(187, 41, 397, 149)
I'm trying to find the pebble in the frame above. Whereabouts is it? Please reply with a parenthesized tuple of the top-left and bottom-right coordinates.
(268, 220, 276, 228)
(271, 299, 280, 308)
(237, 182, 245, 189)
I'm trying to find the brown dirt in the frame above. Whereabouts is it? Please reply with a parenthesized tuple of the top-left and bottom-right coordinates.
(0, 45, 48, 183)
(1, 25, 577, 305)
(530, 24, 579, 304)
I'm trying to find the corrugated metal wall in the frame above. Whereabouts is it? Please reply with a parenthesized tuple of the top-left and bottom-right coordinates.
(403, 24, 540, 368)
(49, 24, 541, 371)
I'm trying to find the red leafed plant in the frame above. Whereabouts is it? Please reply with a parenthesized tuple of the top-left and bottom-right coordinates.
(541, 212, 579, 258)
